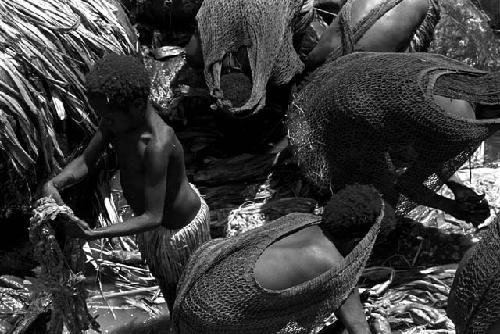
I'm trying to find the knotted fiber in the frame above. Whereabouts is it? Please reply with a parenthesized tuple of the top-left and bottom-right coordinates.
(29, 197, 98, 333)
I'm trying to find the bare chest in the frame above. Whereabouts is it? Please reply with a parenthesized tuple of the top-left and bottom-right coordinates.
(113, 137, 148, 208)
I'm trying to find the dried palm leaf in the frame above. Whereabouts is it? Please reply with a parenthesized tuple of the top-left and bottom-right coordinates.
(0, 0, 137, 215)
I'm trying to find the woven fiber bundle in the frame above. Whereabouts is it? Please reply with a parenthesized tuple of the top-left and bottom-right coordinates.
(171, 187, 386, 334)
(288, 52, 500, 216)
(447, 213, 500, 334)
(196, 0, 313, 116)
(29, 197, 98, 333)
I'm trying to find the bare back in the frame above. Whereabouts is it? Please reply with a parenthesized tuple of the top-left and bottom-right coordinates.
(433, 95, 500, 123)
(351, 0, 430, 51)
(113, 110, 200, 230)
(306, 0, 431, 69)
(254, 225, 343, 290)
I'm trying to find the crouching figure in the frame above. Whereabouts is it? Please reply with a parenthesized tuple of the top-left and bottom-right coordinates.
(288, 52, 500, 225)
(42, 54, 211, 311)
(171, 184, 395, 334)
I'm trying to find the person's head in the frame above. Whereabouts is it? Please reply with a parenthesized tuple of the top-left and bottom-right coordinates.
(85, 53, 151, 134)
(321, 184, 395, 239)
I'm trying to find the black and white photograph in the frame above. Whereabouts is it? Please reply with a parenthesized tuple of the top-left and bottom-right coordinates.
(1, 0, 500, 333)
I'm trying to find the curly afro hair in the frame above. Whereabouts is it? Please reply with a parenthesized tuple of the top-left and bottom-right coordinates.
(85, 53, 151, 107)
(321, 184, 395, 239)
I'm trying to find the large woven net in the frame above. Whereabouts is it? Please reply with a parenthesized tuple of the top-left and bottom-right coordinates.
(196, 0, 313, 116)
(288, 52, 500, 216)
(171, 206, 384, 334)
(447, 213, 500, 334)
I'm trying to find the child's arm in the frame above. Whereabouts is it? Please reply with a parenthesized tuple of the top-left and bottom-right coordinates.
(67, 128, 172, 240)
(42, 123, 112, 203)
(335, 289, 371, 334)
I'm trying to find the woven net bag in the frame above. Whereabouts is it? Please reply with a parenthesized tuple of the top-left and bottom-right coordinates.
(171, 201, 385, 333)
(447, 213, 500, 334)
(196, 0, 313, 116)
(288, 52, 500, 216)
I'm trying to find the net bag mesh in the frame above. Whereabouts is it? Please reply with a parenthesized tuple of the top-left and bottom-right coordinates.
(196, 0, 313, 116)
(171, 205, 385, 334)
(287, 52, 500, 216)
(447, 213, 500, 334)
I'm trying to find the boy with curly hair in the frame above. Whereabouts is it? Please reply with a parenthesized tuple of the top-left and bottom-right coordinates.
(42, 53, 211, 310)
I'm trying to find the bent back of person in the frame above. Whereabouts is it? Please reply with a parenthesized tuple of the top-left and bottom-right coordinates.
(171, 184, 393, 334)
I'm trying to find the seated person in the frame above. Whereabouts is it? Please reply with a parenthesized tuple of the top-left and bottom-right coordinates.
(42, 53, 211, 311)
(447, 213, 500, 334)
(171, 184, 395, 334)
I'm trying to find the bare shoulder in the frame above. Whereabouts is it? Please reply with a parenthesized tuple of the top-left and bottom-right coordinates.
(154, 121, 176, 145)
(146, 110, 177, 148)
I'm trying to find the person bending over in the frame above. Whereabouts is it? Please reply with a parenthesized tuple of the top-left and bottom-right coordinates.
(288, 52, 498, 225)
(171, 184, 395, 334)
(42, 53, 211, 311)
(447, 213, 500, 334)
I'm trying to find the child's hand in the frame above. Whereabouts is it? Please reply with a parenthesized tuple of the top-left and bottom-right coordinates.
(451, 198, 490, 227)
(449, 181, 485, 203)
(65, 218, 93, 240)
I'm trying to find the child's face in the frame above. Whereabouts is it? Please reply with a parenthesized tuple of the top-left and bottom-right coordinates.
(89, 95, 138, 134)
